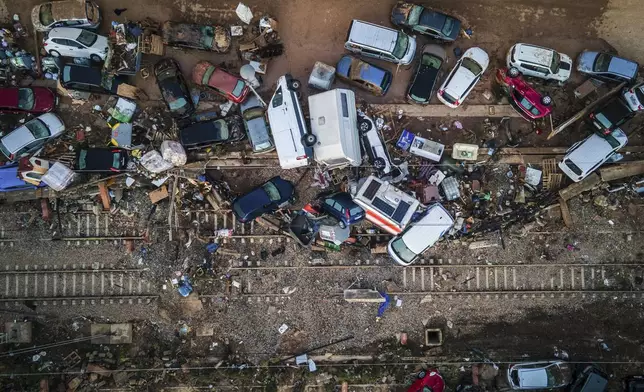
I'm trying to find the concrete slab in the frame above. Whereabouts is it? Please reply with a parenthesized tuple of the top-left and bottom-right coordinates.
(4, 322, 32, 343)
(343, 289, 385, 303)
(370, 104, 522, 118)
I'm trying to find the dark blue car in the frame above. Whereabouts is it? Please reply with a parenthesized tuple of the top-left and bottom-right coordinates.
(232, 176, 295, 222)
(0, 164, 42, 192)
(321, 192, 365, 229)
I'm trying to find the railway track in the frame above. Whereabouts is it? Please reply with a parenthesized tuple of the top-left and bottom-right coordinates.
(0, 209, 144, 246)
(211, 262, 644, 303)
(183, 209, 292, 244)
(0, 264, 157, 305)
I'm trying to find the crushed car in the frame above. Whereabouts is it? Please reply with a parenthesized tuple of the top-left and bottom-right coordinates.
(162, 21, 231, 53)
(336, 55, 392, 96)
(495, 67, 553, 121)
(179, 115, 245, 150)
(0, 113, 65, 161)
(154, 58, 195, 119)
(191, 60, 249, 103)
(31, 0, 101, 32)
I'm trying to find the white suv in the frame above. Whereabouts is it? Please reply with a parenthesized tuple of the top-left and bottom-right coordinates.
(507, 43, 572, 83)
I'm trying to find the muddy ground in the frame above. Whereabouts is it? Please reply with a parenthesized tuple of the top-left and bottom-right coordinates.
(1, 0, 644, 391)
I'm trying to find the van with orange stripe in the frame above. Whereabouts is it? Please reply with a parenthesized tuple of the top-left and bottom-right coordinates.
(353, 175, 420, 235)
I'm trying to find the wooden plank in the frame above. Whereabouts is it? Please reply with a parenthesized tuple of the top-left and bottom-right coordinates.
(559, 198, 573, 228)
(558, 173, 601, 201)
(600, 161, 644, 182)
(97, 182, 110, 210)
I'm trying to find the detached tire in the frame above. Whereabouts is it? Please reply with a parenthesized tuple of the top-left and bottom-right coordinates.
(508, 67, 520, 78)
(358, 119, 373, 134)
(541, 95, 552, 106)
(302, 133, 317, 147)
(374, 158, 386, 169)
(289, 79, 301, 90)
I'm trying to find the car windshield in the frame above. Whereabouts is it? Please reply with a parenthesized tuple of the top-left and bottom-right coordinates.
(390, 237, 416, 264)
(594, 53, 612, 72)
(565, 159, 583, 176)
(422, 54, 442, 68)
(18, 88, 35, 110)
(550, 51, 561, 73)
(407, 6, 423, 25)
(380, 71, 392, 90)
(595, 113, 613, 128)
(232, 201, 246, 219)
(442, 91, 459, 104)
(232, 80, 245, 97)
(636, 88, 644, 105)
(461, 57, 482, 75)
(200, 26, 214, 49)
(262, 181, 281, 202)
(77, 30, 97, 47)
(605, 133, 621, 149)
(0, 142, 11, 158)
(272, 87, 283, 108)
(545, 364, 565, 386)
(62, 66, 72, 82)
(39, 4, 54, 26)
(442, 18, 455, 36)
(513, 90, 541, 116)
(392, 33, 409, 59)
(25, 119, 50, 139)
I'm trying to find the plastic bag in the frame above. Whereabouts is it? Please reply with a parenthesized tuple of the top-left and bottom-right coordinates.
(140, 150, 173, 174)
(160, 140, 187, 166)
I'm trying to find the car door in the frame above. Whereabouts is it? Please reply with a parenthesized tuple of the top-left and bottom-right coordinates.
(50, 38, 70, 56)
(67, 38, 90, 57)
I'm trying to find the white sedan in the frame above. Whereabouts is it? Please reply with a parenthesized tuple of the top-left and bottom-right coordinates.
(44, 27, 108, 62)
(437, 47, 489, 108)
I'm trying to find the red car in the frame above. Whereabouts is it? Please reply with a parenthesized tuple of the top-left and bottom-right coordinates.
(495, 67, 552, 121)
(408, 369, 445, 392)
(192, 61, 250, 104)
(0, 87, 56, 114)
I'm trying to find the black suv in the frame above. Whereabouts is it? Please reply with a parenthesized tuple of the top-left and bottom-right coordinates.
(570, 366, 608, 392)
(61, 64, 126, 95)
(588, 97, 636, 136)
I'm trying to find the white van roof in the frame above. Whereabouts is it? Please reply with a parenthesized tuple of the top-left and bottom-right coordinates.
(566, 128, 627, 172)
(308, 89, 360, 167)
(267, 75, 309, 169)
(400, 204, 454, 254)
(348, 20, 398, 52)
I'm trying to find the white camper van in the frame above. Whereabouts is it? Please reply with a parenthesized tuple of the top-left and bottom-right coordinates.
(308, 89, 362, 169)
(267, 74, 317, 169)
(352, 175, 420, 235)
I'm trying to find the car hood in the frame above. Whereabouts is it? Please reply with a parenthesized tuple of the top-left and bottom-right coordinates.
(245, 116, 271, 149)
(336, 56, 353, 78)
(39, 113, 65, 136)
(556, 53, 573, 79)
(609, 57, 638, 78)
(576, 51, 597, 73)
(92, 34, 109, 51)
(391, 2, 414, 25)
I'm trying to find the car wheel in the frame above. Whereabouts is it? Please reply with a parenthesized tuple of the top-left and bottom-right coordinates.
(302, 133, 317, 147)
(288, 79, 301, 90)
(338, 220, 347, 229)
(374, 158, 386, 169)
(541, 95, 552, 106)
(508, 67, 520, 78)
(358, 119, 373, 134)
(49, 50, 61, 57)
(90, 54, 102, 63)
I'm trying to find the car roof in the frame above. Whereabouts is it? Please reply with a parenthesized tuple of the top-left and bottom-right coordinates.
(608, 56, 638, 77)
(348, 20, 398, 52)
(180, 120, 226, 145)
(354, 60, 388, 85)
(598, 98, 632, 120)
(418, 8, 447, 29)
(209, 68, 240, 92)
(65, 64, 102, 85)
(580, 372, 609, 392)
(566, 128, 627, 172)
(518, 368, 548, 388)
(400, 204, 453, 254)
(445, 64, 476, 98)
(515, 43, 554, 66)
(49, 1, 87, 21)
(48, 27, 83, 39)
(1, 123, 35, 152)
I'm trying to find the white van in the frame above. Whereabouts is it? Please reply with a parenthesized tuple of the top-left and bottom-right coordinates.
(558, 127, 628, 182)
(308, 89, 361, 169)
(344, 20, 417, 66)
(387, 203, 454, 266)
(267, 74, 317, 169)
(353, 175, 420, 235)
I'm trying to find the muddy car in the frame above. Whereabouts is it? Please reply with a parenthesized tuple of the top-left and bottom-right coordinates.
(336, 55, 392, 96)
(179, 115, 245, 150)
(495, 67, 553, 121)
(31, 0, 101, 32)
(192, 61, 249, 103)
(391, 2, 461, 42)
(154, 58, 195, 119)
(162, 21, 231, 53)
